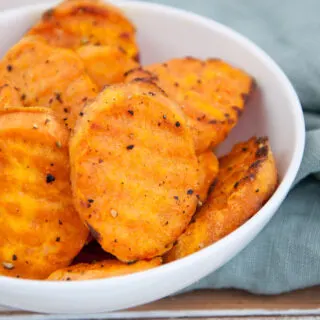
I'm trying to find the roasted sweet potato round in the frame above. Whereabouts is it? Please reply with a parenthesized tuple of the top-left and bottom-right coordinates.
(0, 107, 88, 279)
(28, 0, 138, 56)
(48, 258, 162, 281)
(164, 137, 278, 262)
(125, 58, 255, 153)
(70, 81, 200, 262)
(27, 0, 139, 88)
(0, 36, 98, 130)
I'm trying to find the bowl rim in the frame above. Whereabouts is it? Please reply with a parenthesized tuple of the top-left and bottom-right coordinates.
(0, 0, 305, 291)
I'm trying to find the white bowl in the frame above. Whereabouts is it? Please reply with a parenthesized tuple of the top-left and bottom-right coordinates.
(0, 0, 305, 314)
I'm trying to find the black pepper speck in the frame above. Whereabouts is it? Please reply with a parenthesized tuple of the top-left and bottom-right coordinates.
(46, 174, 56, 184)
(55, 92, 63, 103)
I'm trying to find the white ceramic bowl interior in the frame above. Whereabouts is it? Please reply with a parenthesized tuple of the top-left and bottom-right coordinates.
(0, 0, 305, 314)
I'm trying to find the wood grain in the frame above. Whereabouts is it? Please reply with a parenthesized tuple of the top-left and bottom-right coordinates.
(131, 287, 320, 311)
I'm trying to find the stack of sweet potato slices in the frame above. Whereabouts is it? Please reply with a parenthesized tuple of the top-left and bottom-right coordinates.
(0, 0, 277, 281)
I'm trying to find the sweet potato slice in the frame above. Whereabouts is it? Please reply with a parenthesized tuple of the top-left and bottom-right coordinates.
(164, 137, 278, 262)
(77, 45, 139, 90)
(0, 36, 98, 130)
(70, 81, 200, 262)
(27, 0, 139, 87)
(125, 58, 255, 153)
(28, 0, 138, 56)
(0, 107, 88, 279)
(48, 257, 162, 281)
(0, 82, 22, 109)
(197, 151, 219, 204)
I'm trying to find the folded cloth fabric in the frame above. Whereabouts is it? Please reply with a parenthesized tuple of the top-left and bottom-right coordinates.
(142, 0, 320, 294)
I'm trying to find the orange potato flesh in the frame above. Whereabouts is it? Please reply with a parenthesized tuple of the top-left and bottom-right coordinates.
(0, 107, 88, 279)
(70, 81, 200, 262)
(27, 0, 140, 88)
(164, 137, 278, 262)
(0, 36, 98, 130)
(197, 150, 219, 204)
(0, 82, 22, 109)
(28, 0, 138, 56)
(77, 45, 139, 90)
(48, 257, 162, 281)
(125, 58, 255, 153)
